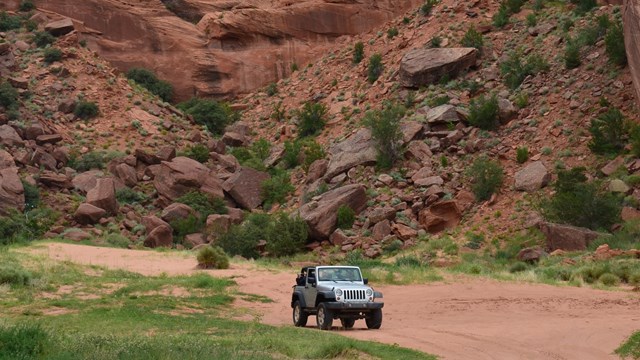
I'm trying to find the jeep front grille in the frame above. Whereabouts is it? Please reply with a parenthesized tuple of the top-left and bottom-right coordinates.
(343, 289, 366, 301)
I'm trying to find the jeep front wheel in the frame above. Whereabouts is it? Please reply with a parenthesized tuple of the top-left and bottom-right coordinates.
(365, 309, 382, 329)
(316, 303, 333, 330)
(340, 318, 355, 329)
(292, 300, 308, 327)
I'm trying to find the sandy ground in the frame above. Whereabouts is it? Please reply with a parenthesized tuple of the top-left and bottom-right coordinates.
(37, 243, 640, 360)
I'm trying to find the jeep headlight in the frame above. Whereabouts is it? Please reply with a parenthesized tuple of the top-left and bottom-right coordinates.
(335, 289, 343, 296)
(366, 289, 373, 297)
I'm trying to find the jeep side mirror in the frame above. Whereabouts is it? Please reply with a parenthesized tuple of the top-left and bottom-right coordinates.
(308, 277, 316, 285)
(363, 278, 368, 284)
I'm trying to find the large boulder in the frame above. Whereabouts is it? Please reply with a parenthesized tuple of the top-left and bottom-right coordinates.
(0, 149, 15, 169)
(223, 166, 270, 209)
(297, 184, 367, 240)
(514, 161, 551, 192)
(0, 167, 25, 215)
(114, 163, 138, 187)
(38, 170, 72, 189)
(0, 125, 23, 147)
(399, 48, 478, 88)
(154, 156, 223, 201)
(141, 215, 171, 234)
(45, 18, 75, 36)
(325, 128, 377, 180)
(161, 203, 197, 223)
(143, 224, 173, 248)
(539, 222, 605, 251)
(74, 203, 107, 225)
(86, 177, 118, 215)
(418, 200, 461, 233)
(72, 170, 103, 194)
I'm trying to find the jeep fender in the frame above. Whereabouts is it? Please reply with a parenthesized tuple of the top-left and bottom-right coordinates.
(315, 291, 336, 306)
(373, 291, 383, 299)
(291, 291, 307, 308)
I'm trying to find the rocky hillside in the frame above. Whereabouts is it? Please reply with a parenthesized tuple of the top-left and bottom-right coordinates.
(1, 0, 639, 265)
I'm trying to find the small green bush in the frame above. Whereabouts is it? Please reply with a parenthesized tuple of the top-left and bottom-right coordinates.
(0, 323, 47, 359)
(115, 187, 148, 205)
(395, 255, 422, 267)
(461, 27, 483, 52)
(0, 81, 18, 110)
(430, 36, 442, 48)
(126, 68, 173, 102)
(353, 41, 365, 64)
(261, 170, 294, 209)
(599, 272, 620, 286)
(0, 263, 32, 286)
(514, 92, 529, 109)
(420, 0, 438, 15)
(265, 213, 308, 257)
(32, 31, 55, 47)
(467, 156, 504, 201)
(363, 102, 406, 169)
(19, 0, 36, 11)
(0, 11, 22, 31)
(387, 27, 398, 39)
(605, 21, 627, 67)
(197, 246, 230, 269)
(170, 215, 200, 242)
(265, 82, 278, 96)
(43, 47, 63, 64)
(571, 0, 597, 15)
(68, 151, 106, 171)
(564, 38, 581, 69)
(516, 147, 529, 164)
(492, 5, 510, 28)
(336, 205, 356, 230)
(588, 107, 626, 155)
(104, 233, 131, 248)
(22, 180, 40, 211)
(509, 261, 528, 273)
(383, 238, 404, 254)
(505, 0, 525, 14)
(500, 51, 549, 89)
(183, 144, 210, 163)
(629, 272, 640, 286)
(177, 98, 236, 135)
(526, 13, 537, 27)
(176, 191, 227, 218)
(367, 54, 384, 83)
(74, 100, 99, 119)
(296, 101, 327, 138)
(467, 94, 499, 130)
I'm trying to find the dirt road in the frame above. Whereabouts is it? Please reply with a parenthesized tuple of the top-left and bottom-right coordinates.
(38, 243, 640, 359)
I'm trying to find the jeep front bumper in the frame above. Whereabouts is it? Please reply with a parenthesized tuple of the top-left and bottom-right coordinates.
(324, 302, 384, 310)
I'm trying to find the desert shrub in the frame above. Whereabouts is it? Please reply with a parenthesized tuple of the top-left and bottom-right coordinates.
(353, 41, 364, 64)
(0, 81, 18, 110)
(182, 143, 209, 163)
(265, 82, 278, 96)
(261, 170, 294, 209)
(605, 21, 627, 67)
(492, 5, 510, 28)
(126, 68, 173, 102)
(363, 102, 405, 169)
(19, 0, 36, 11)
(265, 213, 308, 257)
(500, 51, 549, 89)
(526, 13, 537, 27)
(514, 92, 529, 108)
(467, 94, 499, 130)
(383, 238, 404, 254)
(506, 0, 525, 13)
(43, 47, 62, 64)
(588, 107, 626, 155)
(251, 138, 271, 161)
(0, 11, 22, 32)
(564, 38, 581, 69)
(104, 233, 130, 248)
(176, 191, 227, 218)
(170, 215, 200, 242)
(461, 27, 483, 52)
(32, 31, 55, 47)
(0, 208, 56, 245)
(115, 187, 148, 204)
(571, 0, 597, 15)
(22, 180, 40, 211)
(24, 19, 37, 31)
(599, 272, 620, 286)
(197, 246, 230, 269)
(467, 156, 504, 201)
(509, 261, 528, 273)
(282, 140, 303, 169)
(336, 205, 356, 230)
(0, 323, 48, 359)
(395, 255, 422, 268)
(296, 101, 327, 138)
(588, 221, 640, 251)
(430, 36, 442, 48)
(516, 147, 529, 164)
(420, 0, 438, 15)
(387, 27, 398, 39)
(74, 100, 99, 119)
(539, 167, 621, 230)
(425, 236, 458, 256)
(630, 273, 640, 286)
(177, 98, 236, 135)
(68, 151, 105, 171)
(0, 263, 32, 286)
(464, 232, 485, 249)
(367, 54, 384, 83)
(216, 214, 266, 259)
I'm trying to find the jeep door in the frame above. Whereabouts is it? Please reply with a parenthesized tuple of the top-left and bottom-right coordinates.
(303, 268, 318, 308)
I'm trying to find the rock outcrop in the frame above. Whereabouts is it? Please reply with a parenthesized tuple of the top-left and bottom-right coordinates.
(0, 167, 25, 215)
(325, 128, 377, 180)
(539, 222, 606, 251)
(399, 48, 478, 88)
(223, 166, 270, 210)
(154, 156, 223, 203)
(514, 161, 551, 192)
(86, 177, 118, 215)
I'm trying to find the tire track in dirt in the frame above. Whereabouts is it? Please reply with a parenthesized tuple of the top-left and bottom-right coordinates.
(36, 243, 640, 359)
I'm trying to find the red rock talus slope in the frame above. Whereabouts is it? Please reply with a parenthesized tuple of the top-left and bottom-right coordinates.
(25, 0, 423, 100)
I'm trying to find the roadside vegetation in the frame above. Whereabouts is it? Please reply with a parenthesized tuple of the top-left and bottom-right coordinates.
(618, 331, 640, 359)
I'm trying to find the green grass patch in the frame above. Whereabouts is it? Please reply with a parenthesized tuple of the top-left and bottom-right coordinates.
(618, 331, 640, 359)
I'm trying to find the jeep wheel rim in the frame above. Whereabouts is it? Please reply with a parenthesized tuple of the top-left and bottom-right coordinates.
(294, 306, 300, 322)
(318, 307, 325, 327)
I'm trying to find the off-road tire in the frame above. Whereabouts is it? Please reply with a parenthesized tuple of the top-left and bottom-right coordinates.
(316, 303, 333, 330)
(292, 300, 308, 327)
(365, 309, 382, 329)
(341, 318, 355, 329)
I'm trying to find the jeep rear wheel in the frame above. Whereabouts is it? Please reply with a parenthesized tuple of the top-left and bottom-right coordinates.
(292, 300, 308, 327)
(316, 303, 333, 330)
(365, 309, 382, 329)
(340, 318, 355, 329)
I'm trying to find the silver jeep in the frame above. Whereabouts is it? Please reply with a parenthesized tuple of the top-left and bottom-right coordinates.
(291, 265, 384, 330)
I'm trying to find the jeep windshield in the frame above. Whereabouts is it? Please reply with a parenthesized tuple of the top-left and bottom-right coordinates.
(317, 267, 362, 282)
